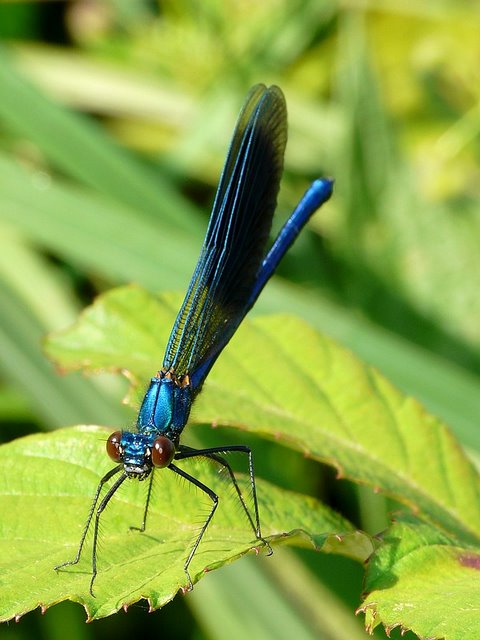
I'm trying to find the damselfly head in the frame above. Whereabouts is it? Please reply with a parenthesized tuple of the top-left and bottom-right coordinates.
(106, 430, 175, 478)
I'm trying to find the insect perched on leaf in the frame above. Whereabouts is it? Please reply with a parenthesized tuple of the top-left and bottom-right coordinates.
(55, 84, 333, 596)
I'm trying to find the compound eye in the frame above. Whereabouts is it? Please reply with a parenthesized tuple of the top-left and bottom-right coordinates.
(151, 436, 175, 468)
(106, 431, 123, 462)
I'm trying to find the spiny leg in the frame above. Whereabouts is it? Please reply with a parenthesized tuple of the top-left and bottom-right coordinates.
(177, 445, 256, 533)
(54, 465, 122, 572)
(130, 471, 155, 532)
(169, 462, 218, 592)
(89, 471, 128, 596)
(176, 445, 272, 555)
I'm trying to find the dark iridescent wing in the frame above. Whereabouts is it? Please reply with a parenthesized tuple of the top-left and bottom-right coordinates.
(163, 84, 287, 389)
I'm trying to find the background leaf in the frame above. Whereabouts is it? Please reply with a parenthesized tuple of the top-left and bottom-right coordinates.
(359, 515, 480, 640)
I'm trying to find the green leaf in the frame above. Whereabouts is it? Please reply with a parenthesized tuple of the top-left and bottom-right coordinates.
(0, 426, 359, 622)
(0, 152, 200, 293)
(359, 515, 480, 640)
(189, 551, 370, 640)
(46, 286, 480, 546)
(0, 278, 128, 429)
(0, 45, 199, 233)
(42, 285, 480, 634)
(10, 43, 195, 125)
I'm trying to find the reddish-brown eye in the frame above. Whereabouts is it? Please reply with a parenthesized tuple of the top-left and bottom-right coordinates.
(151, 436, 175, 468)
(106, 430, 123, 462)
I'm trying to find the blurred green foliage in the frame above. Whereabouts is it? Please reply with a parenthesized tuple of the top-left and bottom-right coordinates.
(0, 1, 479, 639)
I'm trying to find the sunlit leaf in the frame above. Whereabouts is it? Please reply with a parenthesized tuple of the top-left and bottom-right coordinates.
(359, 515, 480, 640)
(0, 426, 360, 621)
(46, 286, 480, 546)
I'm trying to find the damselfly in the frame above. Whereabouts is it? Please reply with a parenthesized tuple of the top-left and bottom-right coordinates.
(55, 84, 333, 596)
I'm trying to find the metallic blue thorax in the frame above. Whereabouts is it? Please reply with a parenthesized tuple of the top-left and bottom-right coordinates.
(136, 372, 193, 442)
